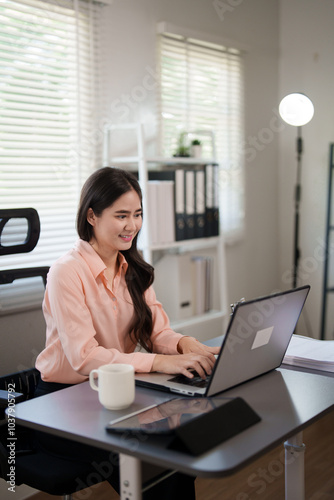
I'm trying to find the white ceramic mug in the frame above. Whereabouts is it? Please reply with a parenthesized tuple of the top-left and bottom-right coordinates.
(89, 364, 135, 410)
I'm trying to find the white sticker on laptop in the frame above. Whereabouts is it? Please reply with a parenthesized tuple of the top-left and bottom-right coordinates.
(251, 326, 274, 349)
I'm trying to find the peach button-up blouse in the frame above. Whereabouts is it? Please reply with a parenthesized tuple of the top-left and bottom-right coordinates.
(35, 239, 183, 384)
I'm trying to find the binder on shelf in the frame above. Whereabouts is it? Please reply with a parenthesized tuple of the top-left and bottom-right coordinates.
(175, 169, 186, 241)
(148, 169, 186, 241)
(212, 164, 219, 237)
(160, 180, 175, 244)
(147, 181, 159, 245)
(195, 170, 206, 239)
(147, 180, 175, 245)
(185, 170, 195, 240)
(205, 164, 220, 237)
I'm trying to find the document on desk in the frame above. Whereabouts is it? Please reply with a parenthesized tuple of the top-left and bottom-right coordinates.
(283, 334, 334, 372)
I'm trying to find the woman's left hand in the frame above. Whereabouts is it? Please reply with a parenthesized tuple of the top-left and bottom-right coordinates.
(177, 336, 220, 365)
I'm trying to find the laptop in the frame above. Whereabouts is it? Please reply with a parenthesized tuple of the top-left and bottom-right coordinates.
(135, 285, 310, 397)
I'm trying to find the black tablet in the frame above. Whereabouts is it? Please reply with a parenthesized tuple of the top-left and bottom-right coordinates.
(106, 397, 238, 435)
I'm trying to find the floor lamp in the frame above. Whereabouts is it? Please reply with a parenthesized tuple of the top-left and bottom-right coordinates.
(279, 93, 314, 288)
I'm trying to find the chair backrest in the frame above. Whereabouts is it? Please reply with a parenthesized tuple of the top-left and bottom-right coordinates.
(0, 208, 40, 255)
(0, 208, 48, 379)
(0, 208, 49, 285)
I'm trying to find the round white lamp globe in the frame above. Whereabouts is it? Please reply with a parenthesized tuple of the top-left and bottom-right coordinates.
(279, 93, 314, 127)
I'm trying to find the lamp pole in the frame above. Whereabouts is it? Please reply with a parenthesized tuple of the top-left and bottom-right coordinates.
(293, 126, 303, 288)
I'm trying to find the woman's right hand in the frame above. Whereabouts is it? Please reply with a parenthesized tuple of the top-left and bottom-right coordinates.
(151, 352, 215, 380)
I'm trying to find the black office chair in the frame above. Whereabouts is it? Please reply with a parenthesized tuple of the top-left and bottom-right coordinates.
(0, 208, 108, 499)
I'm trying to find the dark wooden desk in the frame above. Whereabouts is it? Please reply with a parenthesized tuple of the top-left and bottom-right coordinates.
(12, 366, 334, 500)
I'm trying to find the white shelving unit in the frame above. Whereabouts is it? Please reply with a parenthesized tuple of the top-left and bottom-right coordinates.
(103, 123, 229, 339)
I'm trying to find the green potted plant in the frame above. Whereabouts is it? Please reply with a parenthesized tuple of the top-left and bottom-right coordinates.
(191, 138, 202, 158)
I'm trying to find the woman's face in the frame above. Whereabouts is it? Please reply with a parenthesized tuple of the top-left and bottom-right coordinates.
(87, 189, 142, 255)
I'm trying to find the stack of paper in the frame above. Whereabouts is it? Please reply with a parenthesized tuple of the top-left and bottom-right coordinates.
(283, 335, 334, 373)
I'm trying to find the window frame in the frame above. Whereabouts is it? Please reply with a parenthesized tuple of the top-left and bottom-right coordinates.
(157, 24, 245, 240)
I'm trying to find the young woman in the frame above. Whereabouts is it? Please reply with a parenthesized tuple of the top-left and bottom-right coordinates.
(35, 167, 218, 388)
(35, 166, 220, 499)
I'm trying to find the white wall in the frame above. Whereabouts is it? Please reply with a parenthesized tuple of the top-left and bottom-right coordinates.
(279, 0, 334, 338)
(100, 0, 281, 308)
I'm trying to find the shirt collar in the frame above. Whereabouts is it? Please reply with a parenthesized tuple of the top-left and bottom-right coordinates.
(74, 239, 128, 279)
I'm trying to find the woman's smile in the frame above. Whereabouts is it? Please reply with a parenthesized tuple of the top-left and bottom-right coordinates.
(119, 234, 133, 242)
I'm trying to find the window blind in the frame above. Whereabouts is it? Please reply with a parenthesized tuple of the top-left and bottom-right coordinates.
(158, 32, 245, 236)
(0, 0, 102, 312)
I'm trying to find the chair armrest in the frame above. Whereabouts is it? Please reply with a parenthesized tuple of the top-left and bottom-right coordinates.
(0, 267, 49, 286)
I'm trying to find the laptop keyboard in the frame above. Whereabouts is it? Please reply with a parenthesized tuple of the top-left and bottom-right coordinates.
(168, 373, 210, 388)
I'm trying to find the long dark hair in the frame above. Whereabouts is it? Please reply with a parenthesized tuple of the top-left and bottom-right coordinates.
(77, 167, 154, 352)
